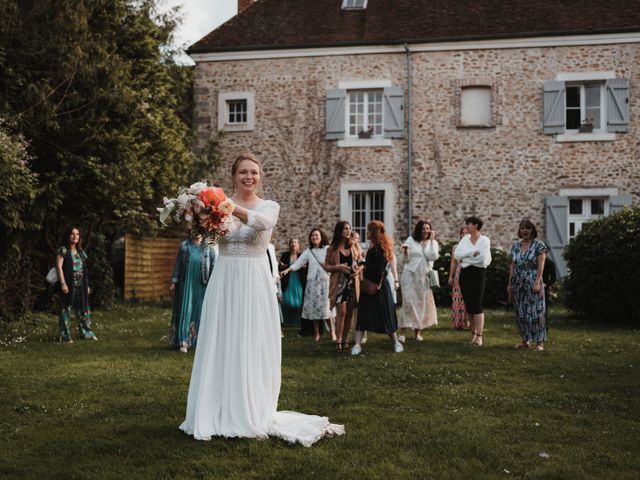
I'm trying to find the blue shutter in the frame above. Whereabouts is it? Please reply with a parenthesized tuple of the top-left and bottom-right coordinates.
(609, 194, 632, 213)
(545, 196, 569, 277)
(606, 79, 630, 133)
(383, 86, 404, 139)
(543, 80, 565, 134)
(325, 88, 346, 140)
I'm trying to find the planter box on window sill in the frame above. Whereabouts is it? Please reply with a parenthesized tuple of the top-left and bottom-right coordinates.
(556, 132, 616, 143)
(337, 138, 393, 148)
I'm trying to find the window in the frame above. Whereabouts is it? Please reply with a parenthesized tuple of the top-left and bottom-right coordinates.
(544, 74, 629, 140)
(340, 182, 395, 245)
(460, 87, 492, 127)
(348, 90, 383, 138)
(218, 91, 255, 132)
(342, 0, 367, 9)
(227, 99, 247, 124)
(565, 84, 604, 131)
(326, 81, 403, 147)
(568, 197, 608, 240)
(350, 190, 385, 241)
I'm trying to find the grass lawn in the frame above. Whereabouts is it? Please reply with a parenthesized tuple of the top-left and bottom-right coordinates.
(1, 304, 639, 480)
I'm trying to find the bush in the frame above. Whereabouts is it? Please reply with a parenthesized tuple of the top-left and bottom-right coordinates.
(432, 241, 511, 308)
(564, 206, 640, 323)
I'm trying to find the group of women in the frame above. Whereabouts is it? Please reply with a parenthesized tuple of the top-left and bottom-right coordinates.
(53, 151, 551, 448)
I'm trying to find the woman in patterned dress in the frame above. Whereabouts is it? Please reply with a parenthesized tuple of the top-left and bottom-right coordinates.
(281, 228, 332, 342)
(449, 226, 470, 329)
(508, 220, 547, 351)
(55, 227, 97, 342)
(399, 220, 439, 342)
(325, 221, 361, 351)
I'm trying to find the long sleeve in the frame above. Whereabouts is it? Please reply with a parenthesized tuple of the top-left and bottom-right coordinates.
(454, 235, 474, 260)
(464, 236, 492, 267)
(423, 239, 439, 262)
(246, 200, 280, 231)
(289, 249, 310, 272)
(171, 241, 185, 283)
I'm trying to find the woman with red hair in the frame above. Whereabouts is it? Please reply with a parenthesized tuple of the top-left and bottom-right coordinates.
(351, 221, 403, 355)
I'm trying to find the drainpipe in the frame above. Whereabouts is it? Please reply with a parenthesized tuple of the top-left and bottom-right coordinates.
(404, 43, 413, 237)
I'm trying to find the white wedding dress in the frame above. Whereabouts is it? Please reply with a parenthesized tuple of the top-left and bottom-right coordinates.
(179, 200, 344, 446)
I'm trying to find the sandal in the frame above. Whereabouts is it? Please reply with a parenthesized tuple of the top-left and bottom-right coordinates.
(335, 342, 342, 352)
(514, 342, 530, 349)
(535, 343, 545, 351)
(342, 341, 350, 350)
(469, 331, 477, 343)
(472, 333, 483, 346)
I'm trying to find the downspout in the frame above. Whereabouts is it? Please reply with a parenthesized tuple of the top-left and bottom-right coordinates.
(404, 43, 413, 237)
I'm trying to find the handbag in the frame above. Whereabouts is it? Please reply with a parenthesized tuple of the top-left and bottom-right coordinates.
(361, 277, 384, 295)
(395, 284, 403, 307)
(46, 267, 58, 285)
(427, 269, 440, 288)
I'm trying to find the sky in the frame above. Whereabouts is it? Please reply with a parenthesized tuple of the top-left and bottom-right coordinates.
(158, 0, 237, 64)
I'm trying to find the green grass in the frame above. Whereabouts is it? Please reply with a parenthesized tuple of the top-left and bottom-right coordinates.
(1, 305, 638, 479)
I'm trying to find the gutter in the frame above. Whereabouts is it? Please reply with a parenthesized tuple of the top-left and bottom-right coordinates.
(404, 43, 413, 237)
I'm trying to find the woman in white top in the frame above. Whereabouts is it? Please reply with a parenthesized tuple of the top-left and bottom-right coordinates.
(399, 220, 439, 342)
(454, 216, 492, 346)
(281, 228, 332, 342)
(179, 152, 344, 446)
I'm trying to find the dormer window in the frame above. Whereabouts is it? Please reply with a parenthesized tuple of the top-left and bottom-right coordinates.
(342, 0, 367, 10)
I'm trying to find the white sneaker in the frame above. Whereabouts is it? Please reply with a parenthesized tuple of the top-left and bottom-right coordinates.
(394, 342, 404, 353)
(351, 344, 362, 356)
(398, 335, 406, 344)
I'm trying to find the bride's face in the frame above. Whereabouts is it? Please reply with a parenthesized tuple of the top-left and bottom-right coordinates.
(234, 159, 260, 194)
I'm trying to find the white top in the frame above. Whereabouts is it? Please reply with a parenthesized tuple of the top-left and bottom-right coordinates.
(402, 237, 439, 272)
(454, 234, 492, 268)
(288, 246, 329, 281)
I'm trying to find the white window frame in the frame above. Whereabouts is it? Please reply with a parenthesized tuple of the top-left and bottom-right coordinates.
(340, 182, 395, 247)
(342, 0, 368, 10)
(564, 83, 606, 132)
(555, 71, 616, 142)
(560, 187, 618, 240)
(337, 80, 392, 148)
(218, 91, 255, 132)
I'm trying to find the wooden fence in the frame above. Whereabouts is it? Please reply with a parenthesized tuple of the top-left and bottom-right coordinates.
(124, 235, 181, 301)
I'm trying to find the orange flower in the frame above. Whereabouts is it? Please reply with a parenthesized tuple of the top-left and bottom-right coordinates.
(199, 187, 225, 208)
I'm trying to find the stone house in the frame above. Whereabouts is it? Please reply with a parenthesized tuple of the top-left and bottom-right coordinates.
(188, 0, 640, 275)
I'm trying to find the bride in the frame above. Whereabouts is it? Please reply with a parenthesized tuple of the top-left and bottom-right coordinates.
(179, 152, 344, 446)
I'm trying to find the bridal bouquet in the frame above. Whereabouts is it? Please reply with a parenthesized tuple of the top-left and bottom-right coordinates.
(158, 181, 235, 243)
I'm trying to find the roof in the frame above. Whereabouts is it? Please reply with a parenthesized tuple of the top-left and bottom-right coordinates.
(188, 0, 640, 54)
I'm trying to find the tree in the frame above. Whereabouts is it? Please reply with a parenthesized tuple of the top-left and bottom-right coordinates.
(0, 0, 200, 319)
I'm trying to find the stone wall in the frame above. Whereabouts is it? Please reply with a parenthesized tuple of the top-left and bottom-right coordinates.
(192, 43, 640, 254)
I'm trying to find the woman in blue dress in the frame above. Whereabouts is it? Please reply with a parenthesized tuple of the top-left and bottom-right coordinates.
(170, 235, 217, 353)
(507, 220, 547, 351)
(279, 238, 305, 328)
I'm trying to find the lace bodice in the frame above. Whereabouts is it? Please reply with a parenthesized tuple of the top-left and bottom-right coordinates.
(218, 200, 280, 257)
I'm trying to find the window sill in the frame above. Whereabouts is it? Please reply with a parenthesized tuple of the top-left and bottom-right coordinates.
(556, 132, 616, 142)
(219, 123, 254, 133)
(337, 138, 393, 148)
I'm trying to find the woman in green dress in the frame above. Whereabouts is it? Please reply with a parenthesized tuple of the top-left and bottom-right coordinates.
(56, 227, 96, 342)
(170, 235, 217, 353)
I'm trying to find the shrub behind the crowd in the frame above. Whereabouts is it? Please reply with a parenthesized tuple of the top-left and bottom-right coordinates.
(564, 206, 640, 323)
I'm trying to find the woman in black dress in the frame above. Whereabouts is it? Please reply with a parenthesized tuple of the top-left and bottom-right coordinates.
(351, 220, 403, 355)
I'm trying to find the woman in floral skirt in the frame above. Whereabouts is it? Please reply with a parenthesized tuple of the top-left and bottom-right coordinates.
(449, 226, 470, 329)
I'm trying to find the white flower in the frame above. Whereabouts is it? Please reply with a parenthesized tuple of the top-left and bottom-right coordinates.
(188, 182, 207, 195)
